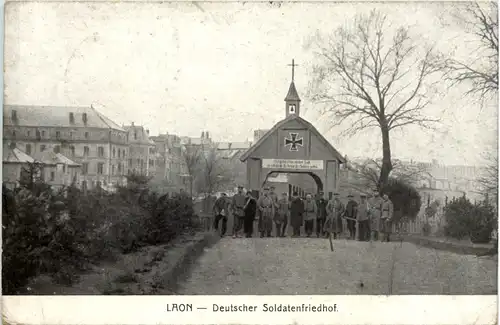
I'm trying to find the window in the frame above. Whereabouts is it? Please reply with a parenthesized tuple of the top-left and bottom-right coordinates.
(149, 159, 154, 167)
(134, 132, 137, 140)
(42, 130, 46, 137)
(118, 163, 122, 173)
(82, 113, 88, 124)
(50, 171, 55, 181)
(56, 131, 61, 139)
(69, 112, 75, 124)
(84, 132, 90, 139)
(129, 158, 132, 165)
(63, 165, 66, 173)
(118, 149, 121, 158)
(12, 130, 16, 137)
(27, 130, 30, 137)
(288, 104, 296, 114)
(69, 131, 73, 138)
(25, 144, 32, 155)
(97, 163, 104, 175)
(11, 110, 17, 121)
(36, 130, 41, 139)
(83, 146, 90, 156)
(113, 147, 116, 158)
(82, 163, 89, 175)
(112, 165, 115, 175)
(40, 144, 46, 152)
(70, 146, 75, 157)
(98, 147, 104, 157)
(54, 145, 61, 154)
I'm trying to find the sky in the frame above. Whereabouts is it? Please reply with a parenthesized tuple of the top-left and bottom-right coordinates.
(4, 1, 498, 166)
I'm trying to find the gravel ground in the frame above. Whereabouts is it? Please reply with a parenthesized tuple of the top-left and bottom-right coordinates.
(177, 237, 497, 295)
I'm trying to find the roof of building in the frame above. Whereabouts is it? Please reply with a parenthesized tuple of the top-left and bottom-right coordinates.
(123, 125, 155, 145)
(3, 104, 125, 131)
(3, 147, 35, 163)
(285, 81, 301, 101)
(240, 114, 346, 163)
(31, 151, 81, 166)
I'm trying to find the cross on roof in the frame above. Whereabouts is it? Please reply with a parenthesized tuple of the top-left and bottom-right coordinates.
(288, 59, 299, 82)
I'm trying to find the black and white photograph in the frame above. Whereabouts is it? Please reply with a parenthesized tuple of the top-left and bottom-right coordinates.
(2, 0, 498, 304)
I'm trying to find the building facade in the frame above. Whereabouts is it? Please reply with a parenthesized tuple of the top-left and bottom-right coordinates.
(3, 105, 128, 190)
(124, 123, 155, 176)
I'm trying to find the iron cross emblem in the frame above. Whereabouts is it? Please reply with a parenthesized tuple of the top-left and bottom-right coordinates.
(284, 133, 304, 152)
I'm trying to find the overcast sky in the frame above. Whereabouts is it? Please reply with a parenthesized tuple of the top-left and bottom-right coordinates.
(4, 1, 497, 166)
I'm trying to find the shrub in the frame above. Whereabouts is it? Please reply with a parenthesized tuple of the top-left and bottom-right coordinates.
(422, 222, 431, 236)
(444, 196, 497, 243)
(380, 178, 422, 223)
(2, 177, 200, 294)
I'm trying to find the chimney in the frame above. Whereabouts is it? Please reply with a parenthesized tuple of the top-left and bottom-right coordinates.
(206, 131, 210, 139)
(201, 131, 205, 138)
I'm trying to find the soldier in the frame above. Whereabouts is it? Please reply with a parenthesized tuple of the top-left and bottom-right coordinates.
(325, 192, 345, 239)
(257, 187, 275, 238)
(275, 192, 289, 237)
(368, 189, 383, 241)
(316, 191, 328, 238)
(380, 193, 394, 242)
(357, 194, 371, 241)
(345, 193, 358, 240)
(213, 193, 229, 237)
(290, 191, 304, 237)
(243, 190, 257, 238)
(303, 194, 318, 237)
(231, 185, 247, 238)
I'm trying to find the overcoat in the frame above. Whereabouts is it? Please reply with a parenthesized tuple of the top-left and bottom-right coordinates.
(325, 198, 345, 233)
(275, 198, 289, 223)
(289, 197, 305, 228)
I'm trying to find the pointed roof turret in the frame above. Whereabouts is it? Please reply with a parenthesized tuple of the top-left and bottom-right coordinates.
(285, 81, 301, 102)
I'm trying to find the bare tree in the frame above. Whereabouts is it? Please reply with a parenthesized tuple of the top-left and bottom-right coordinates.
(307, 10, 443, 189)
(181, 144, 202, 196)
(443, 2, 498, 100)
(477, 151, 498, 205)
(349, 158, 431, 189)
(195, 145, 234, 197)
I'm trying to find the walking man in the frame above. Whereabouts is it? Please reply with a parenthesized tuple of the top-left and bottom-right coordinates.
(345, 194, 358, 240)
(303, 194, 318, 237)
(243, 190, 257, 238)
(275, 192, 289, 237)
(213, 193, 229, 237)
(325, 192, 345, 239)
(368, 189, 383, 241)
(380, 193, 394, 242)
(357, 194, 371, 241)
(232, 185, 246, 238)
(290, 191, 304, 237)
(316, 191, 328, 238)
(257, 187, 275, 238)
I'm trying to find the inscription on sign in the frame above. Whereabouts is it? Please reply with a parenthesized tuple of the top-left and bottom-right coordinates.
(262, 159, 324, 170)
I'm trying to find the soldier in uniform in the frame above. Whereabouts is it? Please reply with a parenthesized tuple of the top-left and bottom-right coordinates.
(368, 189, 383, 241)
(380, 193, 394, 242)
(213, 193, 229, 237)
(345, 193, 358, 240)
(275, 192, 289, 237)
(257, 187, 275, 238)
(290, 191, 304, 237)
(357, 194, 371, 241)
(231, 185, 247, 238)
(325, 192, 345, 239)
(303, 194, 318, 237)
(316, 191, 328, 238)
(243, 190, 257, 238)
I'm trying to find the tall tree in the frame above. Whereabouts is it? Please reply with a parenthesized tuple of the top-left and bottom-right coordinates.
(307, 10, 443, 190)
(181, 144, 202, 196)
(443, 2, 498, 100)
(195, 145, 233, 196)
(477, 150, 498, 206)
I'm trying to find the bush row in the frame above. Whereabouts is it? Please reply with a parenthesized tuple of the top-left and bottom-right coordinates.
(2, 175, 200, 294)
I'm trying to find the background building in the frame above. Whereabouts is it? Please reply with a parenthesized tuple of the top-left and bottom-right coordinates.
(124, 123, 155, 176)
(3, 104, 128, 190)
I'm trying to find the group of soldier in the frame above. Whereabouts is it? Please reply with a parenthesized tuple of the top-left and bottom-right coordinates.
(212, 185, 395, 242)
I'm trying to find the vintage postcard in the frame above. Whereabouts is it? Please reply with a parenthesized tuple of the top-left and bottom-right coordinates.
(2, 0, 498, 324)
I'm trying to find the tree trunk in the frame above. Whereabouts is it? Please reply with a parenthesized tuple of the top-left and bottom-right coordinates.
(378, 124, 393, 191)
